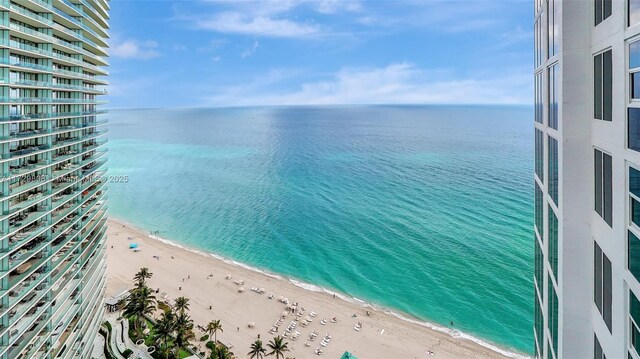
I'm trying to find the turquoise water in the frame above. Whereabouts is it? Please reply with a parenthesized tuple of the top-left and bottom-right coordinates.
(107, 105, 533, 355)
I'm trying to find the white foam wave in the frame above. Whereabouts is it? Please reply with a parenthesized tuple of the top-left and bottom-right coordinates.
(142, 230, 529, 359)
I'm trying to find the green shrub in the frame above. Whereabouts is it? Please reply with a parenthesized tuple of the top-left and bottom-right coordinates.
(206, 341, 215, 350)
(200, 334, 209, 342)
(103, 321, 112, 332)
(122, 349, 133, 358)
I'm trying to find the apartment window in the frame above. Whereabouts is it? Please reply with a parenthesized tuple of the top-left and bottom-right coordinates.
(535, 72, 544, 123)
(534, 294, 544, 358)
(548, 0, 558, 58)
(595, 0, 612, 25)
(549, 64, 559, 129)
(595, 241, 612, 331)
(594, 149, 613, 227)
(631, 42, 640, 100)
(594, 50, 612, 121)
(535, 18, 543, 69)
(630, 109, 640, 152)
(535, 129, 544, 180)
(630, 290, 640, 356)
(535, 182, 544, 237)
(629, 231, 640, 282)
(535, 235, 544, 294)
(594, 333, 606, 359)
(548, 277, 558, 357)
(548, 206, 558, 279)
(631, 0, 640, 26)
(548, 136, 558, 205)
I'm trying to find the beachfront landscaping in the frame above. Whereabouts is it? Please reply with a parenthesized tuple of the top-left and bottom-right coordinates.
(120, 267, 294, 359)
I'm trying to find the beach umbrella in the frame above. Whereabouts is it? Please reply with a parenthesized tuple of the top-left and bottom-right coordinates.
(238, 287, 245, 293)
(278, 296, 284, 302)
(129, 243, 138, 249)
(248, 322, 255, 328)
(282, 311, 288, 317)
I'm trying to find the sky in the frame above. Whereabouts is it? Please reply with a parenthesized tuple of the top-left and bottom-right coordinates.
(107, 0, 532, 108)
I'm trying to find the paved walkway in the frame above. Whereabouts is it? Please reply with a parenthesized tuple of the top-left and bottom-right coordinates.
(91, 333, 106, 359)
(104, 312, 153, 359)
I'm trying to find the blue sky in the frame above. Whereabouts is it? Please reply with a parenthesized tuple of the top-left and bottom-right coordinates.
(107, 0, 532, 108)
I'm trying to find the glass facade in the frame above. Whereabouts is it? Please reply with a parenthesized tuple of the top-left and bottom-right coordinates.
(549, 64, 559, 129)
(595, 0, 612, 25)
(594, 149, 613, 227)
(536, 181, 544, 237)
(629, 231, 640, 282)
(535, 18, 544, 69)
(535, 72, 544, 124)
(548, 205, 558, 279)
(594, 50, 612, 121)
(535, 235, 544, 294)
(548, 136, 558, 205)
(630, 290, 640, 356)
(535, 293, 544, 358)
(594, 333, 606, 359)
(594, 241, 612, 331)
(630, 108, 640, 152)
(631, 0, 640, 26)
(548, 276, 558, 358)
(536, 129, 544, 180)
(547, 0, 558, 58)
(0, 1, 110, 358)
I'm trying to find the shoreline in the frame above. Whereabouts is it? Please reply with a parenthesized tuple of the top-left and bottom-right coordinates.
(106, 215, 530, 359)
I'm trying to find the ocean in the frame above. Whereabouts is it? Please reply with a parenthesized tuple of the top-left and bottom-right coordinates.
(106, 105, 534, 356)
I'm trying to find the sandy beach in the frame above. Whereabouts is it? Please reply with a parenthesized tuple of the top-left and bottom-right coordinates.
(105, 217, 523, 359)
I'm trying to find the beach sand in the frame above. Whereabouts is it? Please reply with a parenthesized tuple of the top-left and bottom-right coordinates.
(105, 217, 522, 359)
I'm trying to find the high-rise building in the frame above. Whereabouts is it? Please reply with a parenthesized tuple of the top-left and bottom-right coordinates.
(0, 0, 109, 358)
(533, 0, 640, 358)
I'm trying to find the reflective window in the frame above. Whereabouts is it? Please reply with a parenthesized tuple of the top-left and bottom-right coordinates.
(594, 241, 612, 332)
(631, 167, 640, 197)
(630, 290, 640, 356)
(595, 0, 612, 25)
(535, 129, 544, 180)
(548, 0, 558, 58)
(548, 136, 558, 205)
(594, 50, 612, 121)
(534, 294, 544, 358)
(629, 231, 640, 282)
(535, 181, 544, 237)
(548, 206, 558, 279)
(634, 199, 640, 227)
(594, 149, 613, 227)
(629, 108, 640, 152)
(535, 72, 544, 123)
(535, 235, 543, 294)
(631, 0, 640, 26)
(549, 64, 558, 129)
(548, 277, 558, 357)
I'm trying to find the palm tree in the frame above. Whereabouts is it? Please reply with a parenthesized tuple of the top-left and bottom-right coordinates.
(210, 344, 233, 359)
(174, 311, 195, 357)
(248, 339, 267, 359)
(123, 285, 156, 336)
(206, 319, 223, 344)
(174, 296, 190, 314)
(153, 310, 176, 359)
(267, 336, 289, 359)
(134, 267, 153, 286)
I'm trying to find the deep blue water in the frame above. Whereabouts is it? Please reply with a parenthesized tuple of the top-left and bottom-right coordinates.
(107, 105, 534, 355)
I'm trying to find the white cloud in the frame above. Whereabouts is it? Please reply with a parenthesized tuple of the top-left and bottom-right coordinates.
(196, 38, 228, 53)
(110, 39, 160, 59)
(316, 0, 362, 14)
(241, 40, 259, 58)
(212, 56, 221, 62)
(195, 11, 320, 38)
(202, 63, 531, 106)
